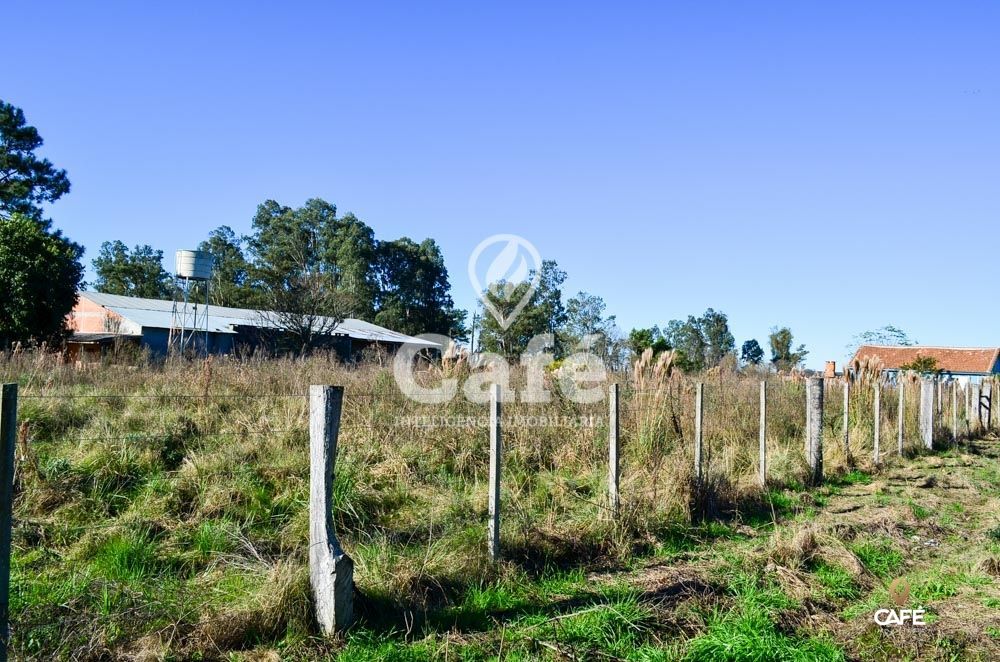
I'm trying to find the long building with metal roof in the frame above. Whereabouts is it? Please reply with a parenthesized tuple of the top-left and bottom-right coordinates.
(66, 291, 438, 361)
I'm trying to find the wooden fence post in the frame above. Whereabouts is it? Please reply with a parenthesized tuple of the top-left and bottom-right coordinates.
(873, 385, 881, 465)
(309, 385, 354, 635)
(694, 383, 704, 484)
(608, 383, 620, 518)
(983, 383, 993, 431)
(937, 379, 943, 416)
(952, 382, 959, 442)
(897, 382, 904, 456)
(843, 380, 850, 460)
(0, 384, 17, 661)
(919, 378, 934, 450)
(965, 382, 971, 429)
(758, 380, 767, 487)
(972, 384, 982, 435)
(489, 383, 502, 561)
(805, 378, 811, 456)
(806, 377, 823, 485)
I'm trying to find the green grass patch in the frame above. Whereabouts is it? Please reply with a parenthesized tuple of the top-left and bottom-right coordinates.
(90, 528, 165, 584)
(850, 539, 903, 579)
(812, 562, 859, 601)
(836, 470, 873, 486)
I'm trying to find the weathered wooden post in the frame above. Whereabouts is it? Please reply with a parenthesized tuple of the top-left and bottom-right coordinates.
(919, 378, 934, 450)
(937, 379, 943, 416)
(965, 382, 971, 427)
(488, 383, 502, 561)
(843, 380, 850, 460)
(758, 380, 767, 487)
(972, 384, 982, 435)
(608, 383, 620, 518)
(694, 382, 704, 484)
(0, 384, 17, 661)
(952, 382, 959, 442)
(873, 384, 881, 464)
(309, 385, 354, 635)
(897, 382, 905, 455)
(806, 377, 823, 484)
(982, 383, 993, 431)
(805, 378, 811, 456)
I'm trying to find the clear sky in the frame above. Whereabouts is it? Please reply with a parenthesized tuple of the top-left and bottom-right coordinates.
(4, 2, 999, 368)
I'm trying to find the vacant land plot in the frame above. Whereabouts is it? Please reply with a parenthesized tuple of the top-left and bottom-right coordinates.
(4, 354, 999, 660)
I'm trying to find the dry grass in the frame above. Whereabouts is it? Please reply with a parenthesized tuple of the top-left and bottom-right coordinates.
(0, 348, 976, 658)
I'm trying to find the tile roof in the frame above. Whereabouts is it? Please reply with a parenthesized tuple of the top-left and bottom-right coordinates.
(852, 345, 1000, 374)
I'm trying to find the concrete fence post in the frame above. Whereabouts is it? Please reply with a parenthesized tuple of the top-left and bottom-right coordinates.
(806, 377, 823, 485)
(897, 382, 905, 456)
(758, 380, 767, 487)
(488, 383, 502, 561)
(843, 380, 850, 460)
(0, 384, 17, 661)
(919, 378, 934, 450)
(608, 383, 620, 518)
(873, 385, 881, 464)
(309, 385, 354, 635)
(694, 383, 704, 484)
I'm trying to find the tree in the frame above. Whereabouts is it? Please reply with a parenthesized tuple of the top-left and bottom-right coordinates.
(373, 237, 466, 339)
(740, 339, 764, 365)
(249, 198, 378, 320)
(701, 308, 735, 366)
(847, 325, 914, 356)
(769, 326, 808, 372)
(661, 309, 735, 371)
(562, 291, 622, 366)
(0, 214, 83, 346)
(321, 212, 378, 320)
(627, 326, 671, 358)
(899, 355, 940, 374)
(0, 100, 71, 221)
(198, 226, 253, 308)
(478, 260, 567, 358)
(564, 291, 612, 341)
(248, 199, 350, 352)
(664, 317, 707, 371)
(93, 241, 173, 298)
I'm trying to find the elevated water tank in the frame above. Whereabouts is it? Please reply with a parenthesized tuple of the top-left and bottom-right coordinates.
(175, 250, 214, 281)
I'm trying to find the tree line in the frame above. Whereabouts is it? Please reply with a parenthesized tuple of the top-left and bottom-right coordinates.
(91, 198, 467, 348)
(625, 310, 809, 373)
(0, 97, 814, 371)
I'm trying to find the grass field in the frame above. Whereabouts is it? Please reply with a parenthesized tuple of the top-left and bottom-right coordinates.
(4, 351, 1000, 660)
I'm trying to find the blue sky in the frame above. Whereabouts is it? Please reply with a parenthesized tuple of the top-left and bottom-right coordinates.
(4, 2, 998, 368)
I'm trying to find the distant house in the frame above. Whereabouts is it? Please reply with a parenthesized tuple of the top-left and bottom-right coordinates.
(66, 291, 438, 362)
(851, 345, 1000, 384)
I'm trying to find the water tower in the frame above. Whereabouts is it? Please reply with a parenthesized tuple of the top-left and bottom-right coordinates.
(169, 250, 214, 355)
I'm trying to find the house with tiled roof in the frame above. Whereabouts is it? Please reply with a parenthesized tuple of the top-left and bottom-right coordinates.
(851, 345, 1000, 383)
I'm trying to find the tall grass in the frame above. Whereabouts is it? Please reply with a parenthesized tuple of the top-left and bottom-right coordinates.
(0, 348, 931, 657)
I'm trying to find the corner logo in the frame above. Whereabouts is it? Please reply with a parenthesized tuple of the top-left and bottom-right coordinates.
(888, 577, 910, 607)
(468, 234, 541, 330)
(874, 577, 925, 626)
